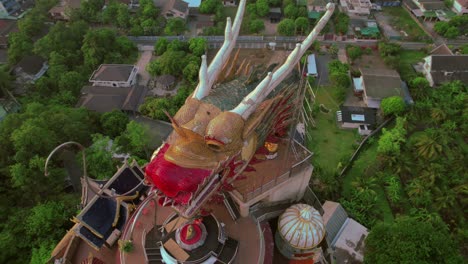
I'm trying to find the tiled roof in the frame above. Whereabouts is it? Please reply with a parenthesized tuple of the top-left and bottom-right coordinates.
(14, 55, 46, 75)
(360, 68, 403, 99)
(430, 55, 468, 85)
(174, 0, 189, 12)
(90, 64, 135, 82)
(78, 85, 147, 113)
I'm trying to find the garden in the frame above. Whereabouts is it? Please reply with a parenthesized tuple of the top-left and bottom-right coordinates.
(381, 7, 430, 42)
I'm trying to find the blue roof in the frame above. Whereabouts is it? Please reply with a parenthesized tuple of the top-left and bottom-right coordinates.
(183, 0, 201, 7)
(307, 54, 317, 75)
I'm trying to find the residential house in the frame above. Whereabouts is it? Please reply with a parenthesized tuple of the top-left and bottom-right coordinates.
(269, 7, 282, 23)
(337, 106, 377, 135)
(0, 0, 33, 19)
(340, 0, 372, 16)
(78, 64, 147, 113)
(422, 55, 468, 86)
(89, 64, 138, 87)
(154, 0, 189, 19)
(429, 43, 453, 55)
(452, 0, 468, 14)
(0, 0, 20, 18)
(0, 18, 18, 49)
(48, 0, 81, 21)
(373, 0, 401, 6)
(322, 201, 368, 264)
(13, 55, 48, 85)
(223, 0, 236, 7)
(359, 68, 404, 108)
(412, 0, 445, 12)
(308, 0, 327, 12)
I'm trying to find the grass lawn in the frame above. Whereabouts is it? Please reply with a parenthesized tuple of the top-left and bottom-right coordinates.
(341, 142, 395, 223)
(383, 7, 430, 42)
(398, 50, 427, 81)
(306, 85, 357, 173)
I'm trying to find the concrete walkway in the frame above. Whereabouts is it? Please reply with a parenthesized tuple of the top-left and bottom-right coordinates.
(136, 50, 153, 86)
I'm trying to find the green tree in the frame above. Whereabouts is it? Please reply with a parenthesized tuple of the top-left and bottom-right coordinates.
(330, 72, 350, 88)
(164, 18, 186, 35)
(329, 44, 339, 56)
(7, 32, 33, 65)
(26, 200, 76, 246)
(154, 38, 169, 55)
(412, 131, 443, 160)
(188, 37, 207, 57)
(284, 4, 298, 19)
(380, 96, 406, 116)
(30, 241, 55, 264)
(183, 61, 201, 85)
(334, 12, 349, 35)
(115, 121, 151, 158)
(460, 44, 468, 54)
(83, 134, 117, 179)
(248, 19, 265, 34)
(199, 0, 222, 13)
(147, 50, 187, 76)
(364, 217, 463, 264)
(100, 110, 130, 138)
(377, 117, 407, 156)
(346, 45, 363, 62)
(278, 19, 295, 36)
(434, 21, 449, 35)
(80, 0, 105, 23)
(294, 17, 309, 35)
(444, 26, 459, 39)
(378, 42, 400, 57)
(17, 9, 47, 37)
(255, 0, 270, 17)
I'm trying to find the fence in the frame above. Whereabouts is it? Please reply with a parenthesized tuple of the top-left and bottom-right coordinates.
(240, 140, 313, 202)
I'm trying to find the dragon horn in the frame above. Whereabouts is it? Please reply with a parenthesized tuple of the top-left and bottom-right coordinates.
(192, 0, 247, 100)
(230, 3, 335, 120)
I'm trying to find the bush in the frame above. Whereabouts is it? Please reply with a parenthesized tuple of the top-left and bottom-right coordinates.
(119, 240, 134, 253)
(380, 96, 406, 116)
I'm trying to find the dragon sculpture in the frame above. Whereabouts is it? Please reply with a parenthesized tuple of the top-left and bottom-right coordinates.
(145, 1, 335, 218)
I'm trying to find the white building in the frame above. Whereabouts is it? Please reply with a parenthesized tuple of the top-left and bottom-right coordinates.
(340, 0, 372, 16)
(89, 64, 139, 88)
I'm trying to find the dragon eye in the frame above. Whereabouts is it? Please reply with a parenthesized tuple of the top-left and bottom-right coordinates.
(204, 136, 225, 152)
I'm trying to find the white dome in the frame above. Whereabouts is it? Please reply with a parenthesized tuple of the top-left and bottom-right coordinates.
(278, 204, 325, 249)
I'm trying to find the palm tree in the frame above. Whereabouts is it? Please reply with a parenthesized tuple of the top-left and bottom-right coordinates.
(430, 107, 446, 123)
(413, 132, 442, 160)
(434, 187, 457, 211)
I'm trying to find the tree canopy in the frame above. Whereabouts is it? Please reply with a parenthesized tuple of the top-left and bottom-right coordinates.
(278, 19, 295, 36)
(380, 96, 406, 116)
(365, 216, 463, 264)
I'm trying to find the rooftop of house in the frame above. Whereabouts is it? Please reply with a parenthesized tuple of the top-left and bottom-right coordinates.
(89, 64, 136, 82)
(339, 106, 377, 124)
(430, 43, 453, 55)
(77, 84, 147, 113)
(174, 0, 189, 12)
(0, 19, 18, 36)
(415, 0, 445, 9)
(428, 55, 468, 84)
(14, 55, 47, 75)
(360, 68, 403, 99)
(429, 55, 468, 71)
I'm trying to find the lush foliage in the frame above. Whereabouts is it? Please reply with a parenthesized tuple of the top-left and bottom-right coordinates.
(346, 45, 363, 62)
(378, 42, 401, 69)
(277, 19, 296, 36)
(434, 15, 468, 39)
(164, 18, 186, 36)
(334, 12, 349, 35)
(327, 60, 350, 103)
(139, 85, 194, 121)
(380, 96, 406, 116)
(365, 216, 463, 263)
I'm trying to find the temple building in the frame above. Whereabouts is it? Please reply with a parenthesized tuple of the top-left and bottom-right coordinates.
(47, 3, 372, 264)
